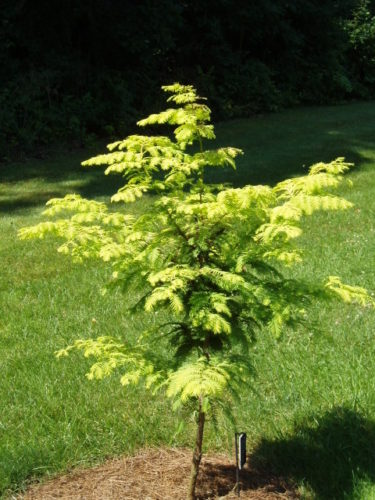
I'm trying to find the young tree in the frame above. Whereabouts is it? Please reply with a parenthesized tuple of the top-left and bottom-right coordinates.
(20, 84, 374, 499)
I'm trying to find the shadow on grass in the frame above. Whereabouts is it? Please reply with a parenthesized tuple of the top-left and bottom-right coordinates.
(251, 407, 375, 499)
(0, 144, 123, 212)
(0, 172, 124, 214)
(0, 191, 70, 213)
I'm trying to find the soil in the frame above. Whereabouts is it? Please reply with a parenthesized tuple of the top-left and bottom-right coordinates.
(20, 448, 299, 499)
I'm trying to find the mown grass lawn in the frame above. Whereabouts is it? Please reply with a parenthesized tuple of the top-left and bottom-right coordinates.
(1, 101, 375, 499)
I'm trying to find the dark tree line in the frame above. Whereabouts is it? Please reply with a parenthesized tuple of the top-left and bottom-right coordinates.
(1, 0, 375, 158)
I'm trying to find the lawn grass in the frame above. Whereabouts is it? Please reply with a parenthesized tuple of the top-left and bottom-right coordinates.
(1, 101, 375, 498)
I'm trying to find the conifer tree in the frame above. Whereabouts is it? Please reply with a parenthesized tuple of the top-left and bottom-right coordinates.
(20, 84, 375, 499)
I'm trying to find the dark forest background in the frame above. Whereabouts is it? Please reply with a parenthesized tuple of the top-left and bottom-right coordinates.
(1, 0, 375, 159)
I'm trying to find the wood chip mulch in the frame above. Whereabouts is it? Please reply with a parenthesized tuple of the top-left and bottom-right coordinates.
(19, 448, 299, 499)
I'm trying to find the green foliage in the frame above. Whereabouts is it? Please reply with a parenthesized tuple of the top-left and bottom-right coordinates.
(0, 72, 136, 160)
(20, 84, 374, 430)
(4, 0, 375, 158)
(345, 0, 375, 91)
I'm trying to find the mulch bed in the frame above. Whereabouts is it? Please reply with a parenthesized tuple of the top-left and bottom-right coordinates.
(21, 448, 299, 499)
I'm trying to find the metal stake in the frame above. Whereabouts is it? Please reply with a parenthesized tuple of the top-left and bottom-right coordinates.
(235, 432, 240, 497)
(235, 432, 247, 497)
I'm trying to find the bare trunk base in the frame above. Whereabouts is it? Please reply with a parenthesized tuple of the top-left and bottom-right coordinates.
(187, 399, 206, 500)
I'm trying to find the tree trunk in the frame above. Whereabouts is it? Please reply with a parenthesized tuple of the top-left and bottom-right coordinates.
(187, 397, 206, 500)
